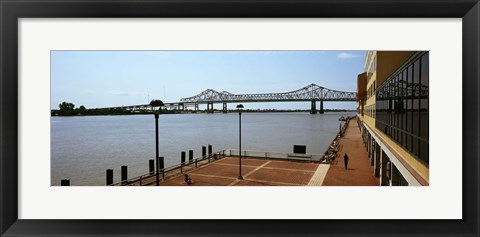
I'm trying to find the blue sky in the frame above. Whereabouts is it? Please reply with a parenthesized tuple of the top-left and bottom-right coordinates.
(51, 51, 366, 110)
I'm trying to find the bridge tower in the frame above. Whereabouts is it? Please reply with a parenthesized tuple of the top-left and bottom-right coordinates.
(319, 100, 324, 114)
(222, 103, 227, 113)
(310, 100, 317, 114)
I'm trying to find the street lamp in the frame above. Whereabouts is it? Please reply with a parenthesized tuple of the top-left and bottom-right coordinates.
(150, 99, 164, 186)
(236, 104, 244, 180)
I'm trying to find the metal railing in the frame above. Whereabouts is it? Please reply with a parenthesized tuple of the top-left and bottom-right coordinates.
(110, 148, 329, 186)
(224, 149, 324, 162)
(321, 115, 356, 163)
(110, 150, 227, 186)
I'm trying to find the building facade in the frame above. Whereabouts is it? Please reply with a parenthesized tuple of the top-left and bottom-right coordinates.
(357, 51, 429, 186)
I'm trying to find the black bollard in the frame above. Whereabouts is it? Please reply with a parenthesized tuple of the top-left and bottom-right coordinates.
(189, 150, 193, 163)
(61, 179, 70, 186)
(121, 166, 128, 183)
(208, 144, 212, 157)
(106, 169, 113, 186)
(181, 151, 186, 164)
(149, 159, 154, 174)
(159, 156, 165, 170)
(202, 146, 206, 158)
(159, 157, 165, 179)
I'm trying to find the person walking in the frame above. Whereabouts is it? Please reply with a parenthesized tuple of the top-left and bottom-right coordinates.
(343, 153, 349, 170)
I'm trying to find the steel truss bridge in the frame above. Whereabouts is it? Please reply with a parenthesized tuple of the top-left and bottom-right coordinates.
(179, 84, 356, 113)
(104, 84, 357, 114)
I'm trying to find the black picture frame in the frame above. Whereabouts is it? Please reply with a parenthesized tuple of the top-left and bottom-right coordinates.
(1, 0, 479, 236)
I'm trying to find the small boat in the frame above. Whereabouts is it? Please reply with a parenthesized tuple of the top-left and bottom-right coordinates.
(338, 116, 346, 121)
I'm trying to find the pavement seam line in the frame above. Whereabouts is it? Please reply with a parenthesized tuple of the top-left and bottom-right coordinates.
(228, 161, 272, 186)
(215, 162, 316, 173)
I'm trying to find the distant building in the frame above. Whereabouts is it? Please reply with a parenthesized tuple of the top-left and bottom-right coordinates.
(357, 51, 429, 186)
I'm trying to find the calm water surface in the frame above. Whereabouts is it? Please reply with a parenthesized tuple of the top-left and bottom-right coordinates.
(51, 112, 354, 186)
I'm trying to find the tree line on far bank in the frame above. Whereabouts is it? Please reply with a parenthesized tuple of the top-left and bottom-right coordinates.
(52, 101, 355, 116)
(51, 101, 177, 116)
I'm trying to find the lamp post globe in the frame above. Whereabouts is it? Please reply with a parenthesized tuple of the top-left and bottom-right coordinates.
(150, 99, 164, 186)
(236, 104, 244, 180)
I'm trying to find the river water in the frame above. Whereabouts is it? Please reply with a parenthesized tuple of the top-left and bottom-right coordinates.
(51, 112, 354, 186)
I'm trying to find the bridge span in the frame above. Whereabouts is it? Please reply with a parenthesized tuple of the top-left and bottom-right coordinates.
(180, 84, 356, 114)
(104, 84, 356, 114)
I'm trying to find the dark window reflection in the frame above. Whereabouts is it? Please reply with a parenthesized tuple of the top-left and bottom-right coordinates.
(375, 52, 429, 165)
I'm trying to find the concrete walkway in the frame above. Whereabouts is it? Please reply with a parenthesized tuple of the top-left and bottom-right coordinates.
(321, 119, 380, 186)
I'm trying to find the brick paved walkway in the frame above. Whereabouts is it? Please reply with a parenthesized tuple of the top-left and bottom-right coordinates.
(159, 157, 319, 186)
(321, 119, 379, 186)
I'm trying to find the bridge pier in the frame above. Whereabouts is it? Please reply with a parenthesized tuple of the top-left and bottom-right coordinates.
(222, 103, 227, 113)
(319, 100, 324, 114)
(207, 103, 214, 113)
(194, 104, 199, 112)
(310, 100, 317, 114)
(179, 103, 184, 110)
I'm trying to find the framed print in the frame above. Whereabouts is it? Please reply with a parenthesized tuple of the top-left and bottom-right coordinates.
(1, 0, 479, 236)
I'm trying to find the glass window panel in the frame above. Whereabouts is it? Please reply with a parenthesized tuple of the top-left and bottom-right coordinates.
(401, 70, 406, 100)
(413, 60, 420, 106)
(414, 60, 420, 90)
(413, 100, 419, 137)
(420, 99, 429, 139)
(420, 52, 429, 141)
(408, 65, 413, 98)
(391, 82, 395, 130)
(397, 80, 401, 136)
(396, 128, 400, 143)
(406, 99, 412, 133)
(395, 77, 399, 129)
(420, 140, 429, 165)
(403, 99, 407, 130)
(406, 133, 412, 151)
(421, 52, 429, 89)
(412, 137, 419, 156)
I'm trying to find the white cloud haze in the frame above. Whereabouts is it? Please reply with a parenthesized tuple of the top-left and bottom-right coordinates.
(337, 52, 361, 59)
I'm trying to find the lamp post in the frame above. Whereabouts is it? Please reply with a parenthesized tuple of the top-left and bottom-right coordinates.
(150, 99, 164, 186)
(237, 104, 244, 180)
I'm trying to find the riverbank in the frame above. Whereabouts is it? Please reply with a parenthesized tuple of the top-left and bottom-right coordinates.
(51, 109, 356, 116)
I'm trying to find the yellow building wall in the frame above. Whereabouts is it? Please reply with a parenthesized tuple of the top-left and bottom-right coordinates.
(360, 50, 429, 184)
(364, 51, 376, 127)
(369, 125, 429, 183)
(376, 51, 414, 86)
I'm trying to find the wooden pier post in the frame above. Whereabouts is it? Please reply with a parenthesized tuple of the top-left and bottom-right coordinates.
(202, 146, 206, 158)
(208, 144, 212, 157)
